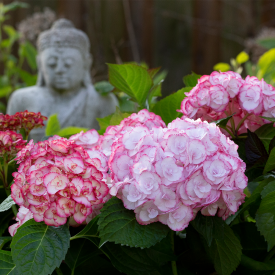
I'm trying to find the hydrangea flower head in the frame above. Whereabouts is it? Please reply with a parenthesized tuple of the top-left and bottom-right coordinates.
(108, 117, 247, 231)
(179, 71, 275, 136)
(11, 135, 109, 227)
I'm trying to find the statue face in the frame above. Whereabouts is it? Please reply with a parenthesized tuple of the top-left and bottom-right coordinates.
(39, 47, 86, 92)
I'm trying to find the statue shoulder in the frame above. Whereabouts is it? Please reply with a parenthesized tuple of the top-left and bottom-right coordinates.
(7, 86, 46, 114)
(86, 85, 118, 117)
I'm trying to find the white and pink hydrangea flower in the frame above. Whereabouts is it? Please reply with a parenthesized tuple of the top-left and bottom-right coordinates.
(179, 71, 275, 137)
(108, 117, 247, 231)
(10, 134, 109, 232)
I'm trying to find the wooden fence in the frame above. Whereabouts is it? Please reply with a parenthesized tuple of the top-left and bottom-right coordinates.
(2, 0, 274, 96)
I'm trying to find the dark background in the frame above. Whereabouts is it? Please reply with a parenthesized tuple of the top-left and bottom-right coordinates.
(3, 0, 273, 97)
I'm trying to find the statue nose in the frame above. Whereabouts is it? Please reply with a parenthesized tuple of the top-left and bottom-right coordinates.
(55, 60, 66, 74)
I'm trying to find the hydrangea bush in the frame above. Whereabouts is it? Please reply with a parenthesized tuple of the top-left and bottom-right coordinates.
(1, 64, 275, 275)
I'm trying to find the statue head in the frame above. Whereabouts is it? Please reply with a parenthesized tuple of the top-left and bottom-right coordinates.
(36, 19, 92, 91)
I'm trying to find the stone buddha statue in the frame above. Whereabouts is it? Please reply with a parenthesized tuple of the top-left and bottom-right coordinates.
(7, 19, 118, 141)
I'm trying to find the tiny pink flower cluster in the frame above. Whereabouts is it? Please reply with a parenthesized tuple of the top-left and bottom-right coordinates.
(96, 109, 166, 157)
(0, 130, 26, 161)
(180, 71, 275, 135)
(10, 134, 109, 230)
(108, 117, 247, 231)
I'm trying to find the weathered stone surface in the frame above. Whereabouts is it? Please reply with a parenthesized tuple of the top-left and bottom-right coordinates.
(7, 19, 117, 141)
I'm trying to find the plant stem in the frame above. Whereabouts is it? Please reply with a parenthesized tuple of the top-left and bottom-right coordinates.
(170, 231, 178, 275)
(235, 113, 251, 134)
(220, 126, 236, 139)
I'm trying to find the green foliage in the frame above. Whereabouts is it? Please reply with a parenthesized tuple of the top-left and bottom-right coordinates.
(183, 72, 201, 87)
(45, 114, 87, 138)
(255, 123, 275, 151)
(96, 107, 131, 135)
(0, 2, 37, 104)
(257, 38, 275, 50)
(100, 236, 175, 275)
(45, 114, 60, 136)
(98, 197, 169, 248)
(152, 87, 191, 125)
(213, 114, 235, 128)
(0, 209, 14, 236)
(0, 195, 15, 212)
(108, 63, 153, 107)
(94, 80, 114, 96)
(258, 48, 275, 85)
(256, 181, 275, 251)
(11, 219, 70, 275)
(0, 250, 19, 275)
(192, 214, 242, 275)
(236, 51, 249, 64)
(57, 127, 88, 138)
(213, 62, 231, 72)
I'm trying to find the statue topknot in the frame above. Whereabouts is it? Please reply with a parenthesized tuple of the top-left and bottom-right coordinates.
(37, 18, 90, 56)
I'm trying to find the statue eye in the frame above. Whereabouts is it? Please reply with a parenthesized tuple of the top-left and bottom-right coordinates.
(47, 57, 57, 68)
(64, 58, 73, 68)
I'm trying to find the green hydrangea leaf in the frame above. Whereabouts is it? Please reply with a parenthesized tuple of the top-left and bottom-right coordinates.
(45, 113, 60, 136)
(108, 63, 153, 106)
(98, 197, 169, 248)
(152, 87, 191, 125)
(11, 219, 70, 275)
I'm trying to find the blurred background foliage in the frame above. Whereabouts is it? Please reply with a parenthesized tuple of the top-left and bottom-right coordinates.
(2, 0, 275, 110)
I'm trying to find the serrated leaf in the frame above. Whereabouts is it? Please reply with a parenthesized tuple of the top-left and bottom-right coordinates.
(205, 219, 242, 275)
(256, 181, 275, 251)
(191, 214, 217, 246)
(213, 62, 231, 72)
(45, 114, 60, 136)
(255, 123, 275, 152)
(245, 129, 268, 165)
(183, 72, 201, 87)
(108, 63, 153, 106)
(242, 178, 275, 218)
(264, 147, 275, 174)
(152, 87, 191, 125)
(11, 219, 70, 275)
(98, 197, 169, 248)
(0, 250, 20, 275)
(0, 195, 15, 212)
(100, 235, 175, 275)
(236, 51, 249, 64)
(56, 127, 87, 138)
(147, 67, 161, 79)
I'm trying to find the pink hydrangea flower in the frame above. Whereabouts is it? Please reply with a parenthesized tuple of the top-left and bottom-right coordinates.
(108, 117, 247, 231)
(179, 71, 275, 137)
(10, 135, 109, 229)
(9, 206, 33, 236)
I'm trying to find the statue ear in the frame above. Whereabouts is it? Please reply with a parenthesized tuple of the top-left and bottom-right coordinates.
(36, 55, 45, 87)
(84, 53, 92, 70)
